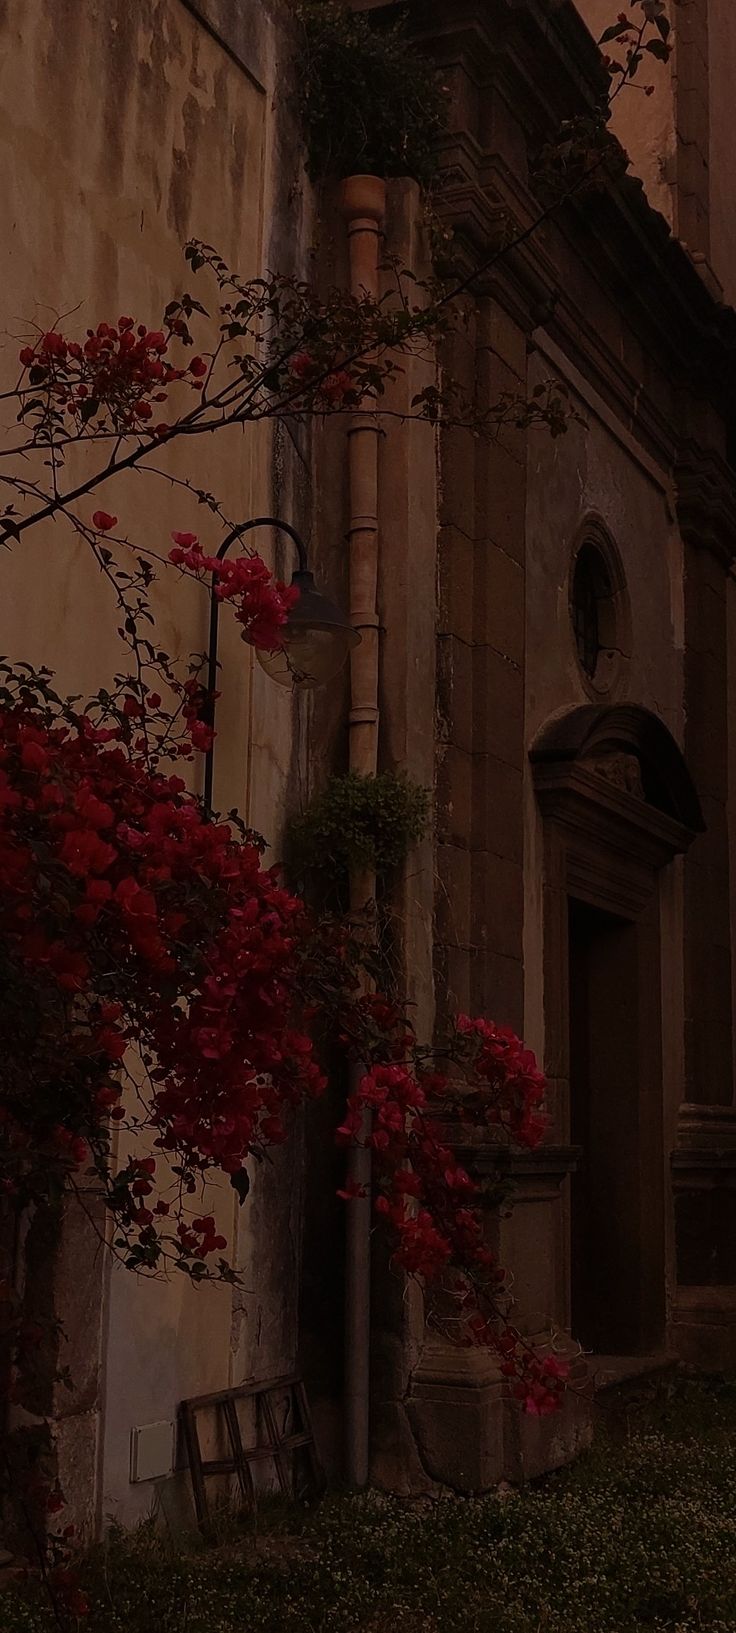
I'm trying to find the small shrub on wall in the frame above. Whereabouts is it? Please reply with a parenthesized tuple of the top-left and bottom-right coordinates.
(285, 769, 430, 895)
(294, 0, 448, 183)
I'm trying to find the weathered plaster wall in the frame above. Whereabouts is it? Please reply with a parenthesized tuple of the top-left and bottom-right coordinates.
(0, 0, 315, 1532)
(576, 0, 736, 307)
(574, 0, 677, 228)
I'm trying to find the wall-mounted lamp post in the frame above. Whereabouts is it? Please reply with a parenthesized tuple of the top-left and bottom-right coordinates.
(202, 515, 358, 813)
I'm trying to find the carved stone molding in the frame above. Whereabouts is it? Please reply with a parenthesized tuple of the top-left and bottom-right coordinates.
(530, 703, 704, 839)
(587, 751, 644, 799)
(674, 1104, 736, 1169)
(675, 443, 736, 568)
(533, 764, 697, 876)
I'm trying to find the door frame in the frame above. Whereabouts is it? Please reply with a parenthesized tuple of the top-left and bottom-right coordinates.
(530, 705, 702, 1347)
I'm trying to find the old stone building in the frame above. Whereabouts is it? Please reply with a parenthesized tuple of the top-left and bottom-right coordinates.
(2, 0, 736, 1535)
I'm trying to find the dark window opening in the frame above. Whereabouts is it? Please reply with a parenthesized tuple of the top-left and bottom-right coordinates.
(572, 544, 613, 682)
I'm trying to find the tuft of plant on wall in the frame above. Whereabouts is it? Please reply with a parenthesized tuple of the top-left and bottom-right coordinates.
(294, 0, 449, 185)
(285, 770, 430, 892)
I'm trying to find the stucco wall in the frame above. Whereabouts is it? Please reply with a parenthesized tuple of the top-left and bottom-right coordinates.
(574, 0, 677, 228)
(0, 0, 314, 1531)
(576, 0, 736, 309)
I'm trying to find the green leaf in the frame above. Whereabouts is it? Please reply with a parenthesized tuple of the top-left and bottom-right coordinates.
(599, 21, 628, 42)
(230, 1168, 251, 1206)
(645, 36, 670, 59)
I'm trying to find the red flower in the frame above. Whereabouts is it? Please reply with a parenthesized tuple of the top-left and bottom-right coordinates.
(20, 740, 48, 773)
(320, 370, 354, 405)
(91, 510, 117, 532)
(188, 719, 214, 752)
(290, 352, 314, 379)
(58, 829, 118, 877)
(41, 331, 66, 357)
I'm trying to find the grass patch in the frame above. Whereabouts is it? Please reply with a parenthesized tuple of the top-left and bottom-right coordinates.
(4, 1373, 736, 1631)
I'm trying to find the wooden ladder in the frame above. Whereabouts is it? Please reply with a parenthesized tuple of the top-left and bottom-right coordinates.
(179, 1373, 325, 1534)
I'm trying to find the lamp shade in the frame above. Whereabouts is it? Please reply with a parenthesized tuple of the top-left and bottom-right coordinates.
(256, 568, 360, 690)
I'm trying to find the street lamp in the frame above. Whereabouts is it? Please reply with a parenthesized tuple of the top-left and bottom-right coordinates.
(203, 516, 358, 812)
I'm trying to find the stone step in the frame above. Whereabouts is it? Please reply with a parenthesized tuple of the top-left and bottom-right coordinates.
(590, 1351, 678, 1392)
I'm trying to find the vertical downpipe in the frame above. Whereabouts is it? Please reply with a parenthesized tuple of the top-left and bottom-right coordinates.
(339, 174, 386, 1489)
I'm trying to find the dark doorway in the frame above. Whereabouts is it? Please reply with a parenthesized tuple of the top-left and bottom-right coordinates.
(568, 897, 664, 1356)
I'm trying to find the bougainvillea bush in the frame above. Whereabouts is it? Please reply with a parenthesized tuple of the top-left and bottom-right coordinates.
(0, 284, 565, 1618)
(0, 661, 556, 1385)
(0, 629, 564, 1621)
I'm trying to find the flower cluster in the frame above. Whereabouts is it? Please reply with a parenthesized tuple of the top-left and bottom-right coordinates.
(325, 989, 563, 1413)
(290, 351, 357, 407)
(168, 531, 298, 651)
(0, 694, 325, 1276)
(452, 1014, 548, 1149)
(340, 1039, 564, 1414)
(0, 673, 564, 1418)
(17, 315, 207, 439)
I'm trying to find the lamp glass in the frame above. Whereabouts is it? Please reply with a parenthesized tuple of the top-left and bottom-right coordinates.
(256, 623, 355, 690)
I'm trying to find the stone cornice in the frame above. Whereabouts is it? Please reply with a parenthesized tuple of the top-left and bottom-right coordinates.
(454, 1143, 581, 1181)
(558, 174, 736, 401)
(672, 1152, 736, 1175)
(357, 0, 736, 456)
(357, 0, 607, 129)
(533, 765, 697, 873)
(436, 166, 561, 333)
(673, 1105, 736, 1173)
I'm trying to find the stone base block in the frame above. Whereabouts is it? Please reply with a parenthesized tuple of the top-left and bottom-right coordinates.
(53, 1408, 100, 1543)
(672, 1287, 736, 1370)
(370, 1401, 436, 1496)
(408, 1378, 505, 1492)
(406, 1342, 592, 1493)
(504, 1359, 593, 1483)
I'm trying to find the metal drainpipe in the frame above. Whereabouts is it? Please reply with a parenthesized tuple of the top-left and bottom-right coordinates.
(339, 173, 386, 1489)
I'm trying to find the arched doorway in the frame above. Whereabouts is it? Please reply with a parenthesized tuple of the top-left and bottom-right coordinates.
(530, 706, 703, 1358)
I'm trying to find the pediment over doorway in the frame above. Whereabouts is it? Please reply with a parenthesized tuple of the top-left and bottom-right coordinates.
(529, 704, 704, 867)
